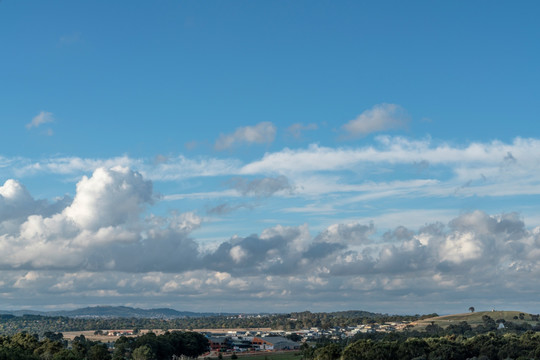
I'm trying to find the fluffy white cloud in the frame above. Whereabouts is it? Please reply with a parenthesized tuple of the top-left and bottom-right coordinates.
(1, 208, 540, 312)
(342, 103, 408, 136)
(215, 122, 276, 150)
(0, 179, 71, 236)
(315, 222, 375, 245)
(0, 180, 37, 219)
(0, 167, 196, 271)
(64, 166, 153, 230)
(5, 160, 540, 312)
(1, 168, 538, 279)
(229, 245, 247, 263)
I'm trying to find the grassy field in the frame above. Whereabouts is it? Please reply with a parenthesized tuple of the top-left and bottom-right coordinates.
(413, 310, 536, 329)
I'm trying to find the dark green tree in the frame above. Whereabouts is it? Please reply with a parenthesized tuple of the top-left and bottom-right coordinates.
(132, 345, 153, 360)
(313, 343, 342, 360)
(88, 344, 111, 360)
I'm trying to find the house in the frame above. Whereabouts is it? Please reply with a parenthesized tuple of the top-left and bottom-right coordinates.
(252, 336, 300, 351)
(208, 337, 229, 352)
(230, 338, 252, 352)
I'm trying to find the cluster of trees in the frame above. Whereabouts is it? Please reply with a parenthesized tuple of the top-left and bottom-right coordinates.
(0, 331, 208, 360)
(0, 311, 430, 335)
(0, 332, 107, 360)
(113, 332, 208, 360)
(341, 316, 540, 344)
(279, 311, 432, 330)
(304, 331, 540, 360)
(421, 316, 540, 337)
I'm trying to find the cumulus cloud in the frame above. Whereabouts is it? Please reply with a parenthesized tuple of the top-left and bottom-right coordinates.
(63, 166, 153, 230)
(1, 163, 540, 273)
(315, 222, 375, 245)
(2, 178, 540, 313)
(342, 103, 408, 137)
(26, 111, 54, 129)
(0, 180, 40, 220)
(214, 122, 276, 150)
(324, 211, 532, 279)
(0, 179, 71, 235)
(0, 167, 167, 271)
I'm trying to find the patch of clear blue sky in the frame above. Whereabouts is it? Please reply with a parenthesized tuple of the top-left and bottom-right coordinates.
(1, 0, 540, 160)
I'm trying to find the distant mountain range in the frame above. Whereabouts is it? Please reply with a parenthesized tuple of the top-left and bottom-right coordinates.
(0, 306, 230, 319)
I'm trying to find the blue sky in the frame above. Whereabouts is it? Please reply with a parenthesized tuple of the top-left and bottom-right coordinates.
(1, 0, 540, 314)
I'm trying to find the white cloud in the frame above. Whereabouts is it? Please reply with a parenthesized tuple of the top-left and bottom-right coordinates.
(440, 232, 483, 263)
(10, 136, 540, 198)
(229, 245, 247, 263)
(18, 156, 139, 176)
(342, 103, 408, 137)
(148, 155, 241, 180)
(236, 136, 540, 200)
(0, 167, 181, 270)
(0, 179, 70, 235)
(0, 179, 34, 211)
(26, 111, 54, 129)
(1, 208, 540, 312)
(315, 222, 375, 245)
(13, 136, 540, 179)
(16, 154, 241, 182)
(63, 166, 153, 230)
(243, 137, 496, 175)
(215, 122, 276, 150)
(3, 157, 540, 311)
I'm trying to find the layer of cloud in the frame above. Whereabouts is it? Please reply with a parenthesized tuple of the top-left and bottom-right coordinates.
(13, 136, 540, 179)
(342, 103, 408, 137)
(6, 136, 540, 210)
(0, 168, 202, 273)
(26, 111, 54, 129)
(215, 122, 276, 150)
(3, 170, 540, 312)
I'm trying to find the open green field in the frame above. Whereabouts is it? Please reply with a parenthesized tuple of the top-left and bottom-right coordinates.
(414, 310, 537, 329)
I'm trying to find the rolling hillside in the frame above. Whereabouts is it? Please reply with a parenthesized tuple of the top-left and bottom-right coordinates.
(0, 306, 223, 319)
(414, 310, 538, 328)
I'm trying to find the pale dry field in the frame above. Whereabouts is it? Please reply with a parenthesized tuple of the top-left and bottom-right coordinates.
(61, 328, 273, 342)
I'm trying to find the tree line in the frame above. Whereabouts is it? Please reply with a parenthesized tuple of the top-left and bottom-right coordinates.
(0, 311, 431, 335)
(304, 331, 540, 360)
(300, 314, 540, 360)
(0, 331, 208, 360)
